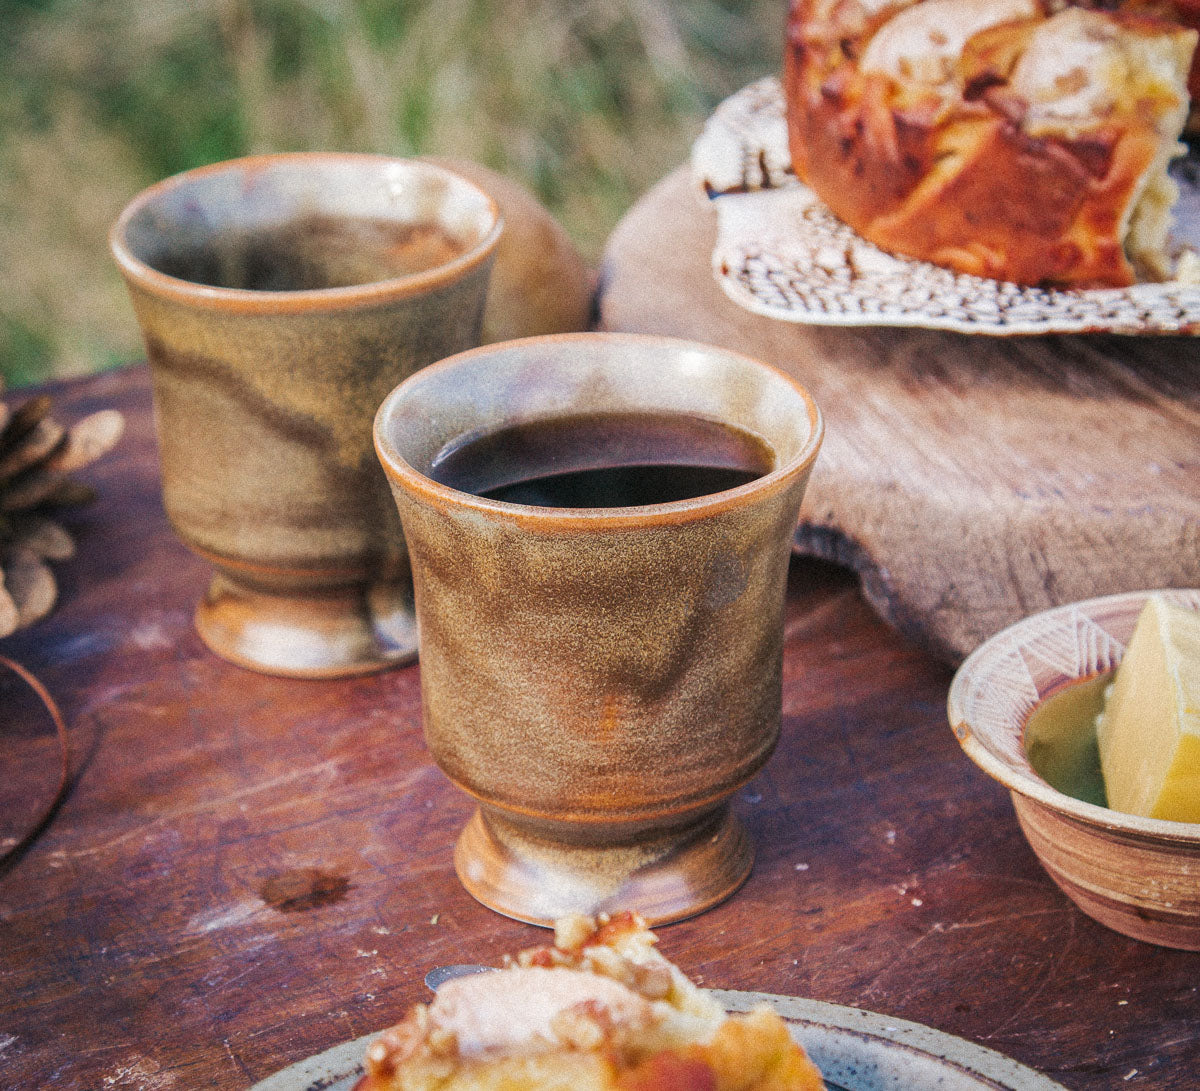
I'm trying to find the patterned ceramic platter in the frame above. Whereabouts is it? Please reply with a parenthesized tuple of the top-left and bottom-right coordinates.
(691, 79, 1200, 336)
(947, 587, 1200, 832)
(250, 990, 1067, 1091)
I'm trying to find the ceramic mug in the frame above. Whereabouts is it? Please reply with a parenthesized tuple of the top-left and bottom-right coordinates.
(374, 333, 823, 925)
(110, 153, 502, 677)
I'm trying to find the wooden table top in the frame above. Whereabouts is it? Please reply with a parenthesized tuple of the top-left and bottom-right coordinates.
(2, 365, 1197, 1091)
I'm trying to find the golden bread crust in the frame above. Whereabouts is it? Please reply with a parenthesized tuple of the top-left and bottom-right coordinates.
(1084, 0, 1200, 113)
(784, 0, 1196, 286)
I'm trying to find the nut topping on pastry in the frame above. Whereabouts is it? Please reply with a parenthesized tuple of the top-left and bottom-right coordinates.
(360, 912, 826, 1091)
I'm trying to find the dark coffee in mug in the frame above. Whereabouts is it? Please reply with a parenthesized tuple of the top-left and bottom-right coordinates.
(428, 410, 775, 508)
(151, 214, 465, 291)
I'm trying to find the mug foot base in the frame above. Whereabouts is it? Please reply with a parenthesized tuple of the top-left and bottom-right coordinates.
(195, 573, 418, 679)
(454, 806, 753, 928)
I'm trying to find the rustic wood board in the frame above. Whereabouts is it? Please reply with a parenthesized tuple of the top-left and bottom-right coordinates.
(598, 166, 1200, 663)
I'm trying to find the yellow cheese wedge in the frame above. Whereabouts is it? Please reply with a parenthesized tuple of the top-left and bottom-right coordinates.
(1097, 596, 1200, 822)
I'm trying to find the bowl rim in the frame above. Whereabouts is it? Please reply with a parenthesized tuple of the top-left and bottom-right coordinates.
(947, 587, 1200, 844)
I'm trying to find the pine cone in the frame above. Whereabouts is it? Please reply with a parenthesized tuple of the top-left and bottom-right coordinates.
(0, 380, 124, 638)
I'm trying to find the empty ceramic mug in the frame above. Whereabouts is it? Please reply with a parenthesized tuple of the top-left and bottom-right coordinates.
(374, 333, 823, 925)
(110, 154, 502, 677)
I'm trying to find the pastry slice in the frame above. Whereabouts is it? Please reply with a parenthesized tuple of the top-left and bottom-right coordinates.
(359, 912, 826, 1091)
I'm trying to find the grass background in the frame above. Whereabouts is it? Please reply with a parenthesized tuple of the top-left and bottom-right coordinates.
(0, 0, 783, 389)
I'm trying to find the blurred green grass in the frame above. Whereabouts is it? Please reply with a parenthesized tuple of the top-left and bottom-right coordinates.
(0, 0, 783, 388)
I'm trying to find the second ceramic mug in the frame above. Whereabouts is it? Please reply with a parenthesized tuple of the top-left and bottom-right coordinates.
(375, 333, 824, 926)
(110, 154, 502, 677)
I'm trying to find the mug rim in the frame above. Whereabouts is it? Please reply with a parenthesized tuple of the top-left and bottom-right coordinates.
(373, 331, 825, 527)
(108, 152, 503, 314)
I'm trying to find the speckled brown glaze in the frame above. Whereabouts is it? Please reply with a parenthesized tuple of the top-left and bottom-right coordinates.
(110, 154, 501, 677)
(374, 333, 823, 925)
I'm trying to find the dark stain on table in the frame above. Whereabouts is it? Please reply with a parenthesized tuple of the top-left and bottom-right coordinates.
(259, 868, 352, 913)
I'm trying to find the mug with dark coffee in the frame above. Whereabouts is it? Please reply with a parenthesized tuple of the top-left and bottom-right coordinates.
(374, 332, 823, 925)
(110, 154, 502, 677)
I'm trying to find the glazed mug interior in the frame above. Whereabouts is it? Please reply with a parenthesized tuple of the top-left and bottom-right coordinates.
(375, 332, 823, 926)
(110, 154, 501, 678)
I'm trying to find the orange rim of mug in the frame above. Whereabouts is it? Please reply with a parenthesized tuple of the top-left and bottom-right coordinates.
(374, 332, 825, 531)
(108, 152, 503, 314)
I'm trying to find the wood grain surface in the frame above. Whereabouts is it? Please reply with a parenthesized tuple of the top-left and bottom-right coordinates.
(597, 166, 1200, 664)
(1, 367, 1199, 1091)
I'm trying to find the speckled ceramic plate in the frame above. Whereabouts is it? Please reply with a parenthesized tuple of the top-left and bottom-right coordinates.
(249, 990, 1068, 1091)
(691, 78, 1200, 336)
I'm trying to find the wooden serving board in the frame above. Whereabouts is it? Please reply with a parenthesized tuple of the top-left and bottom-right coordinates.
(598, 166, 1200, 664)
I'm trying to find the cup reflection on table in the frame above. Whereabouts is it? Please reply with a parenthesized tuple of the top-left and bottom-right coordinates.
(374, 332, 823, 926)
(109, 153, 502, 678)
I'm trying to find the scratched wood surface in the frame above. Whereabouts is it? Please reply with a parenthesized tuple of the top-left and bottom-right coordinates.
(598, 166, 1200, 664)
(1, 366, 1198, 1091)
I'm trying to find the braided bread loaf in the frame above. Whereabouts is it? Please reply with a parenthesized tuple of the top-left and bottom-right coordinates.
(783, 0, 1197, 287)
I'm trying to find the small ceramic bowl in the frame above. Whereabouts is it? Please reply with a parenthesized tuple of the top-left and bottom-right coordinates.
(947, 588, 1200, 950)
